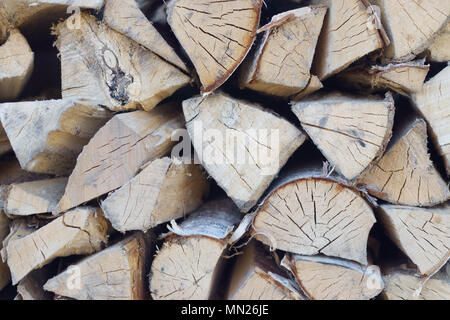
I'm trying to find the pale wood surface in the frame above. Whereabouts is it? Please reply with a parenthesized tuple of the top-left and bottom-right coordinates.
(428, 23, 450, 62)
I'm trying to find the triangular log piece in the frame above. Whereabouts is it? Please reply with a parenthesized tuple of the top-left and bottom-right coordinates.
(0, 99, 112, 175)
(167, 0, 262, 92)
(427, 23, 450, 62)
(378, 204, 449, 277)
(239, 6, 327, 99)
(44, 233, 148, 300)
(0, 210, 10, 290)
(1, 206, 109, 284)
(101, 157, 209, 233)
(282, 254, 384, 300)
(56, 103, 184, 214)
(55, 12, 190, 112)
(292, 92, 395, 181)
(358, 118, 449, 206)
(183, 92, 306, 212)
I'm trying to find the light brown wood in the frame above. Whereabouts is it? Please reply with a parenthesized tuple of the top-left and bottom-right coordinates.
(0, 210, 10, 290)
(4, 178, 67, 216)
(358, 118, 449, 206)
(44, 233, 148, 300)
(1, 206, 109, 284)
(56, 103, 184, 214)
(101, 157, 209, 233)
(167, 0, 262, 92)
(0, 29, 33, 101)
(55, 12, 190, 112)
(373, 0, 450, 62)
(292, 92, 395, 181)
(411, 65, 450, 175)
(239, 6, 326, 98)
(427, 23, 450, 62)
(291, 75, 323, 101)
(183, 92, 306, 212)
(378, 204, 449, 277)
(282, 254, 384, 300)
(0, 99, 112, 175)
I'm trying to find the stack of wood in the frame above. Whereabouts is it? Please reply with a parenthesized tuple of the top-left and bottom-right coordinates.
(0, 0, 448, 300)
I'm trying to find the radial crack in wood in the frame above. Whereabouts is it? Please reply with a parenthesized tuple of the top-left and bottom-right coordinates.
(427, 23, 450, 62)
(291, 75, 323, 101)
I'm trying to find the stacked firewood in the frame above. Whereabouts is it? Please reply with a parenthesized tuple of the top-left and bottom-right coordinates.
(0, 0, 448, 300)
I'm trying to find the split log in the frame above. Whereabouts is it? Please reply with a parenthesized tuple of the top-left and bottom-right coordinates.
(427, 23, 450, 63)
(44, 233, 148, 300)
(1, 206, 109, 284)
(149, 200, 241, 300)
(281, 254, 384, 300)
(0, 29, 34, 101)
(358, 118, 449, 206)
(373, 0, 450, 62)
(0, 99, 112, 175)
(55, 12, 190, 112)
(101, 157, 209, 233)
(378, 204, 449, 277)
(167, 0, 262, 92)
(252, 167, 376, 265)
(411, 65, 450, 175)
(311, 0, 386, 80)
(0, 210, 9, 290)
(227, 241, 304, 300)
(103, 0, 188, 73)
(291, 92, 395, 181)
(56, 103, 184, 213)
(183, 92, 306, 212)
(337, 60, 430, 96)
(4, 178, 67, 216)
(238, 6, 326, 99)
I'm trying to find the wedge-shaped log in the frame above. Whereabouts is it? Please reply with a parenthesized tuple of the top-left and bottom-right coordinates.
(0, 29, 33, 101)
(1, 207, 109, 284)
(101, 157, 209, 233)
(5, 178, 67, 216)
(55, 12, 190, 112)
(183, 92, 305, 212)
(44, 233, 148, 300)
(56, 103, 184, 214)
(412, 65, 450, 175)
(0, 99, 112, 175)
(227, 241, 304, 300)
(282, 254, 384, 300)
(149, 200, 241, 300)
(103, 0, 188, 73)
(358, 118, 449, 206)
(311, 0, 386, 80)
(292, 93, 395, 181)
(239, 6, 326, 98)
(0, 210, 9, 290)
(427, 23, 450, 62)
(378, 204, 449, 277)
(373, 0, 450, 62)
(167, 0, 262, 92)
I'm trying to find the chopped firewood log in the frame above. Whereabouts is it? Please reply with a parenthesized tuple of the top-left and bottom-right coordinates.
(167, 0, 263, 93)
(292, 92, 395, 181)
(252, 167, 376, 265)
(227, 241, 304, 300)
(183, 92, 306, 212)
(0, 29, 34, 101)
(44, 233, 148, 300)
(373, 0, 450, 62)
(56, 103, 184, 214)
(1, 206, 109, 284)
(0, 210, 10, 290)
(427, 23, 450, 62)
(291, 75, 323, 101)
(103, 0, 188, 73)
(282, 254, 384, 300)
(149, 200, 241, 300)
(411, 65, 450, 175)
(378, 204, 449, 277)
(16, 266, 53, 300)
(238, 6, 327, 99)
(0, 99, 112, 175)
(311, 0, 386, 80)
(4, 178, 67, 216)
(101, 157, 209, 233)
(55, 12, 190, 112)
(358, 118, 450, 206)
(337, 60, 430, 96)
